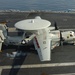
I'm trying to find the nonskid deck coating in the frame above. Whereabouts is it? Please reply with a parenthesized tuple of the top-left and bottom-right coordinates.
(0, 11, 75, 75)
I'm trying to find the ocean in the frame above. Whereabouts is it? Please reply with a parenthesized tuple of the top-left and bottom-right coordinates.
(0, 0, 75, 11)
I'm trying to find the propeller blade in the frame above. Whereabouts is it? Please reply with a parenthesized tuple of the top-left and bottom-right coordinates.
(60, 31, 64, 46)
(60, 31, 62, 40)
(54, 22, 58, 30)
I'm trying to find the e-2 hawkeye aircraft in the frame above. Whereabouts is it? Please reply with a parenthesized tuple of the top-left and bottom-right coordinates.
(0, 16, 75, 61)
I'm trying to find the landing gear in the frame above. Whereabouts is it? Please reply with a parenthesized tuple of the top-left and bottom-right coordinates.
(60, 41, 63, 46)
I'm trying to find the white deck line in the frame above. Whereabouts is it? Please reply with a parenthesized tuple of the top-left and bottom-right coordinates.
(0, 62, 75, 75)
(1, 62, 75, 69)
(0, 69, 2, 75)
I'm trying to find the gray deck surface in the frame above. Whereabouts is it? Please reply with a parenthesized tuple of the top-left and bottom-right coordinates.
(0, 11, 75, 75)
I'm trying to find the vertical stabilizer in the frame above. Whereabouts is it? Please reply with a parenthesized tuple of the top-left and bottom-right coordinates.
(33, 28, 51, 61)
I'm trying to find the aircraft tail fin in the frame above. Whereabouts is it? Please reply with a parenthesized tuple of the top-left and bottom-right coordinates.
(33, 29, 51, 61)
(0, 24, 8, 37)
(0, 30, 5, 51)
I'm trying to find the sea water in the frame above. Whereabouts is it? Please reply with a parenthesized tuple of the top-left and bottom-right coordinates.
(0, 0, 75, 11)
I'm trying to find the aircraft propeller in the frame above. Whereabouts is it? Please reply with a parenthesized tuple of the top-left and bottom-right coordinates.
(54, 22, 64, 45)
(60, 31, 64, 46)
(54, 22, 58, 30)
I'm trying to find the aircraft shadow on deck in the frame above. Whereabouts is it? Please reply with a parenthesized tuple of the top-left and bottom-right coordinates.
(1, 45, 38, 75)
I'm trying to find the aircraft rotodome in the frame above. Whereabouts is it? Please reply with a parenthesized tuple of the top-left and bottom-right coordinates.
(15, 16, 51, 61)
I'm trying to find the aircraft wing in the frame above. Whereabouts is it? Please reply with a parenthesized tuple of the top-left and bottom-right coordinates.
(33, 31, 51, 61)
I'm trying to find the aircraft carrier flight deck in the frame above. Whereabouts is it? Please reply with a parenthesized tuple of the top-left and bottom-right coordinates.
(0, 11, 75, 75)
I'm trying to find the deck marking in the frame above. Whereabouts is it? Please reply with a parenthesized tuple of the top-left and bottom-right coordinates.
(0, 69, 2, 75)
(0, 62, 75, 69)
